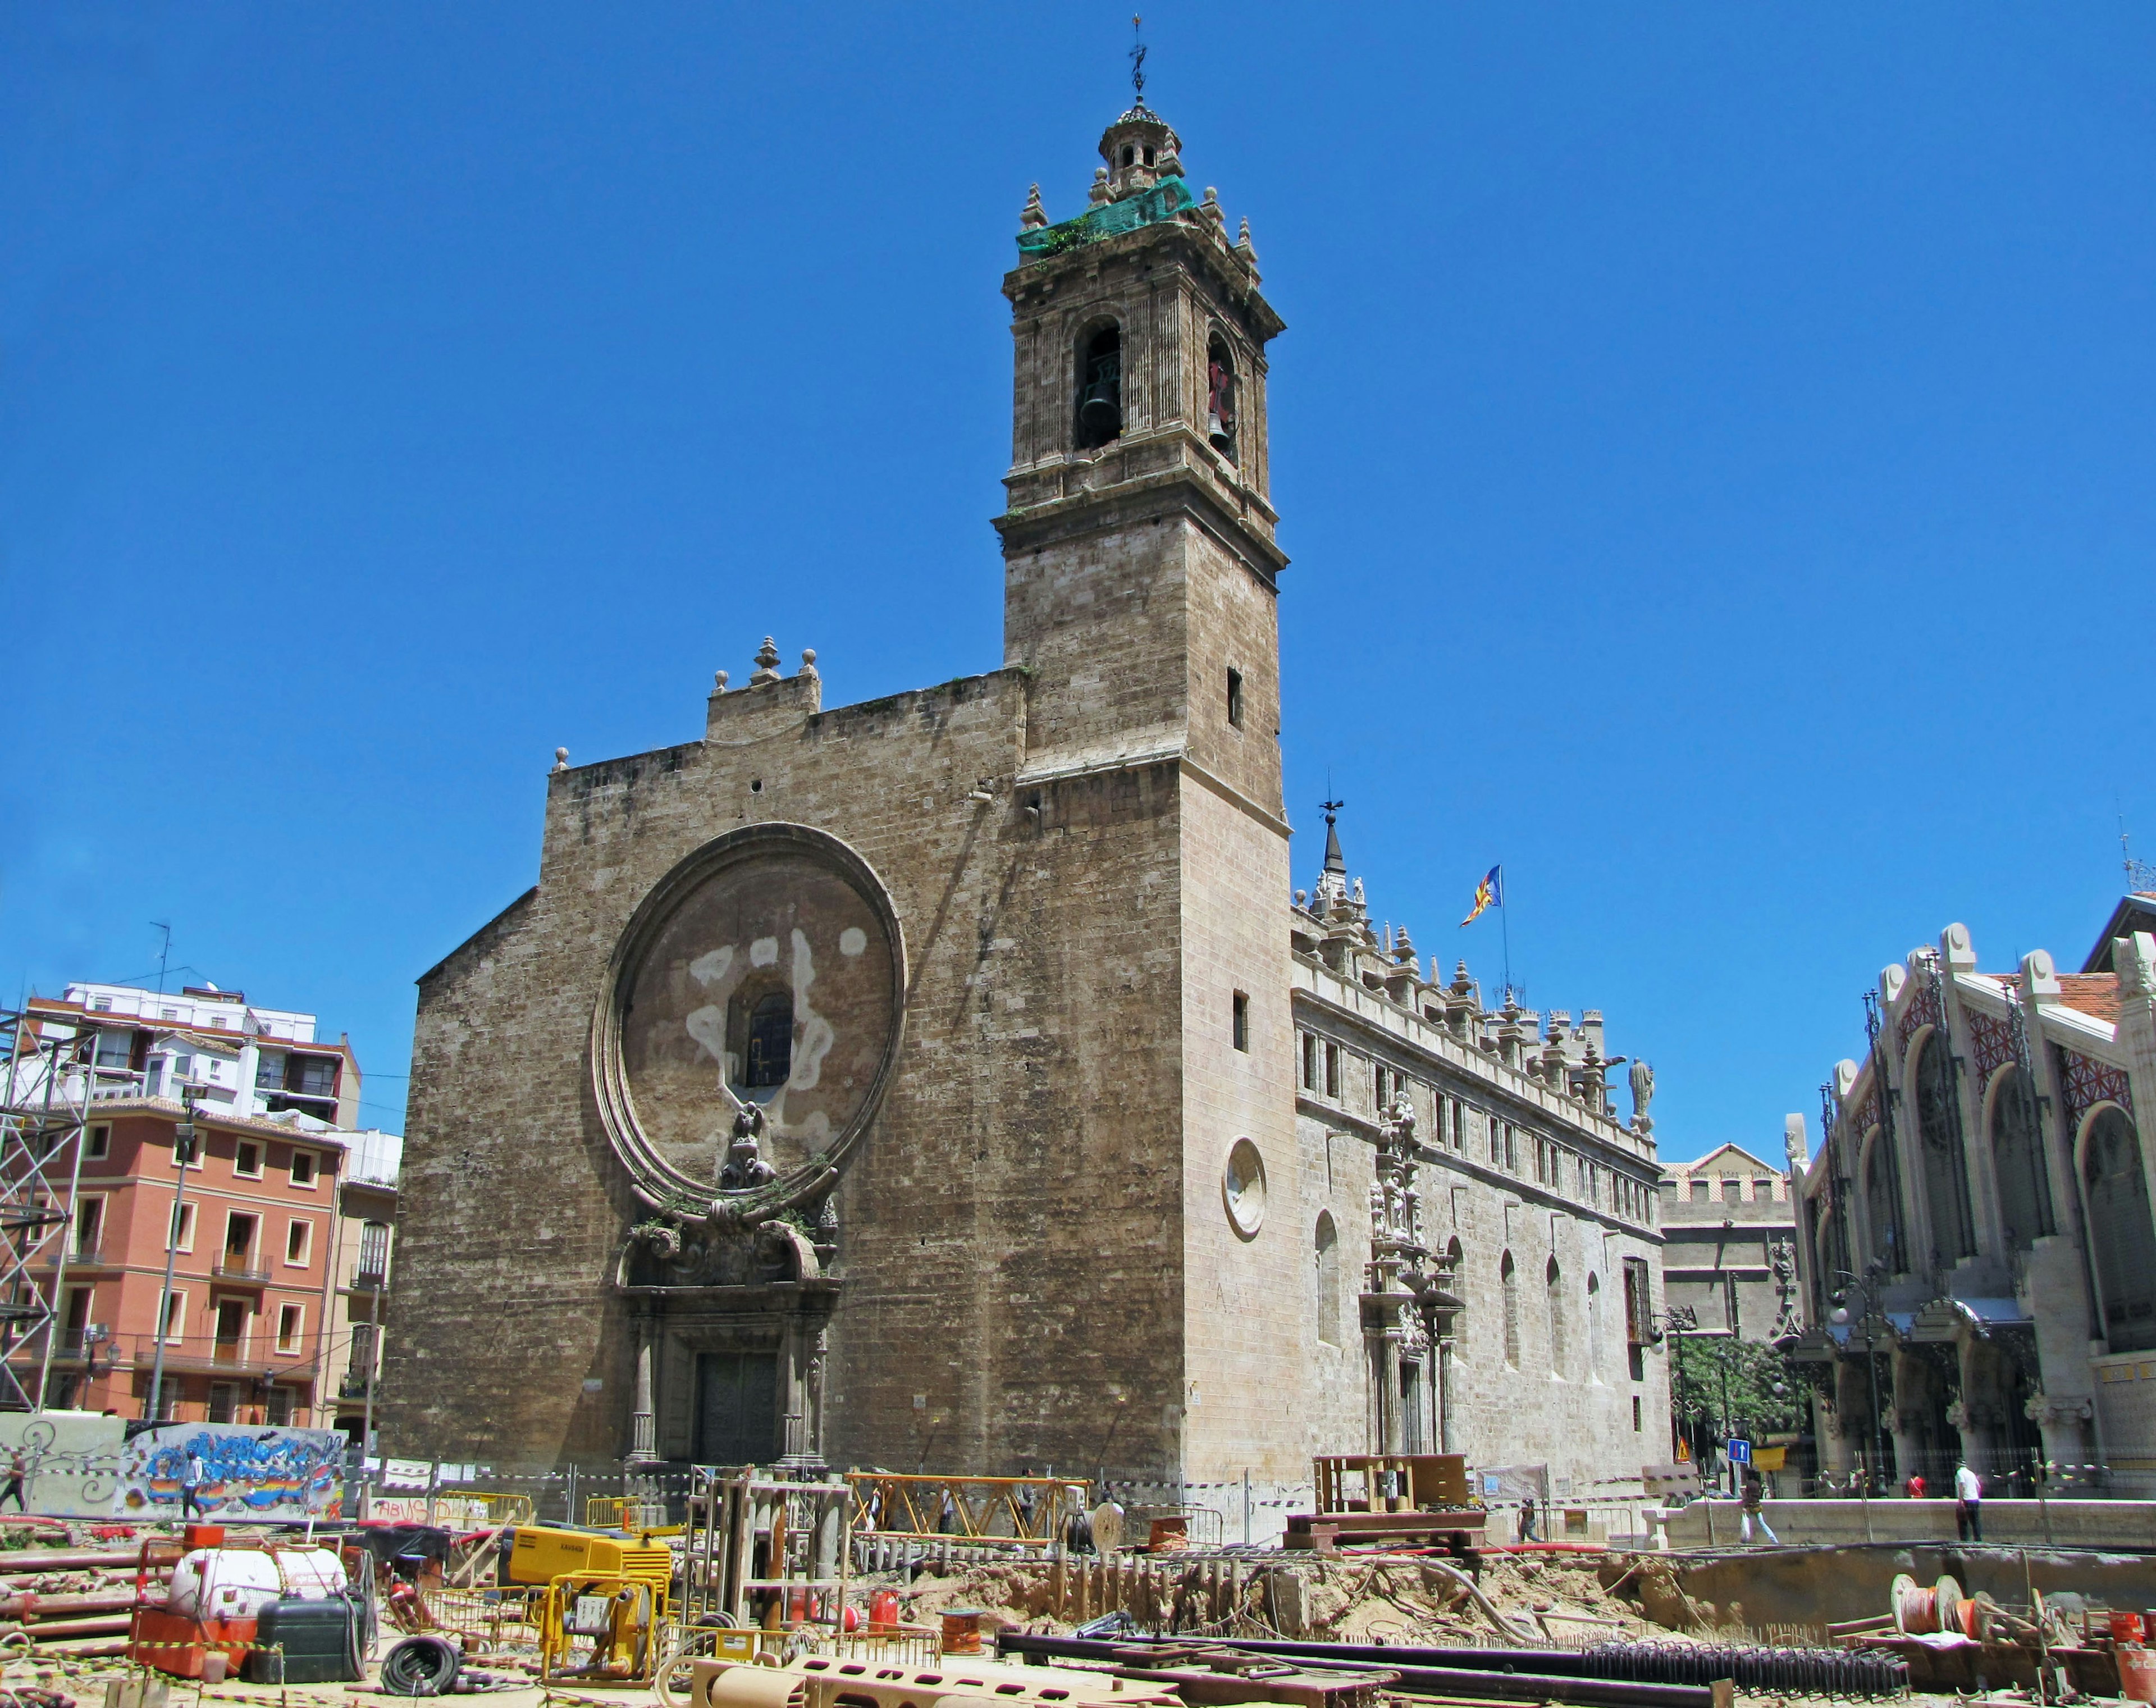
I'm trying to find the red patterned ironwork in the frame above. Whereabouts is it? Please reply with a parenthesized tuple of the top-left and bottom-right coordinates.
(2059, 1047, 2134, 1130)
(1967, 1007, 2014, 1088)
(1897, 977, 1942, 1058)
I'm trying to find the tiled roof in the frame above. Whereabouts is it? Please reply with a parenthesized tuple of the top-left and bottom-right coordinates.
(2057, 974, 2122, 1022)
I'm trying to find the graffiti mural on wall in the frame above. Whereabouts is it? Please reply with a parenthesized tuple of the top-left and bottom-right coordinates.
(0, 1414, 127, 1518)
(122, 1426, 345, 1520)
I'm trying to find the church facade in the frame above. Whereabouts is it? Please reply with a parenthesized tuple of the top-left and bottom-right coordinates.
(383, 104, 1668, 1525)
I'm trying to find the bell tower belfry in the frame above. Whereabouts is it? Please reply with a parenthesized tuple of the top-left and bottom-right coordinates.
(995, 103, 1287, 820)
(994, 105, 1304, 1503)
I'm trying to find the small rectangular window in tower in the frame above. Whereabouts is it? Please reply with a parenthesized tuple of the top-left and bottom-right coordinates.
(1226, 669, 1244, 729)
(1232, 991, 1249, 1053)
(1324, 1042, 1340, 1099)
(1633, 1395, 1642, 1432)
(1300, 1033, 1315, 1090)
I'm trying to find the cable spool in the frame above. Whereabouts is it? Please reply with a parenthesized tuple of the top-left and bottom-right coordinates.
(1936, 1575, 1964, 1639)
(1892, 1573, 1938, 1634)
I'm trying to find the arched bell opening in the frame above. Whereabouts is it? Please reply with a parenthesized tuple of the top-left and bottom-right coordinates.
(1206, 333, 1238, 460)
(1075, 323, 1123, 449)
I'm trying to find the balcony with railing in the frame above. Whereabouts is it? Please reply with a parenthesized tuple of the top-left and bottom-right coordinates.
(120, 1333, 276, 1377)
(211, 1259, 271, 1285)
(40, 1244, 112, 1270)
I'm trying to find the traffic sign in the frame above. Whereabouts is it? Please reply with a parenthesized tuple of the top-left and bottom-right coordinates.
(1726, 1437, 1752, 1464)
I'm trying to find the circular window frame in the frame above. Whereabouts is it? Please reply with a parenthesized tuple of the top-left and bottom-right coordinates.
(1222, 1137, 1267, 1240)
(590, 822, 908, 1215)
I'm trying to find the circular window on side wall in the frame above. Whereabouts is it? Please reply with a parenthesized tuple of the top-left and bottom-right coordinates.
(1223, 1138, 1267, 1240)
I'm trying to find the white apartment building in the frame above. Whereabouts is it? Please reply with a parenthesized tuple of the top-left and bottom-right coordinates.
(60, 981, 360, 1127)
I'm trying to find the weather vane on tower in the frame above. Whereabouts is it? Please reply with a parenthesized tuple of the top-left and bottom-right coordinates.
(1129, 15, 1148, 107)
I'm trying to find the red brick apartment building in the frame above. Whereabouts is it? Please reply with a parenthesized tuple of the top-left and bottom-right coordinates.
(5, 983, 396, 1427)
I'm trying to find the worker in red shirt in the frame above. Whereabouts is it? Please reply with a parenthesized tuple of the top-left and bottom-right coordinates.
(1904, 1472, 1926, 1499)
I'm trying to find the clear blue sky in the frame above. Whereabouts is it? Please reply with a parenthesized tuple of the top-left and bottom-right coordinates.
(6, 6, 2152, 1159)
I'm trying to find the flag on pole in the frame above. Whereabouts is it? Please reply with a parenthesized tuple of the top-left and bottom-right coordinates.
(1459, 864, 1502, 928)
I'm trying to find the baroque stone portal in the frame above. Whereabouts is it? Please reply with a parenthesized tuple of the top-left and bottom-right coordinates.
(592, 824, 906, 1219)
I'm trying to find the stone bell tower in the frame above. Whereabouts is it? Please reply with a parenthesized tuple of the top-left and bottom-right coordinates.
(994, 106, 1307, 1500)
(996, 102, 1287, 822)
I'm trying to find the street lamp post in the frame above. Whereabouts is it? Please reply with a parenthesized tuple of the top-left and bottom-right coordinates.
(1654, 1305, 1699, 1462)
(145, 1088, 199, 1426)
(1830, 1261, 1890, 1495)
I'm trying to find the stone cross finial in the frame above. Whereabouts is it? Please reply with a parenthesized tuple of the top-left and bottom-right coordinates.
(1020, 184, 1048, 231)
(552, 747, 569, 773)
(752, 637, 782, 684)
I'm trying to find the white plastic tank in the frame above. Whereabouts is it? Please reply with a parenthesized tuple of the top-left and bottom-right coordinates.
(166, 1547, 347, 1620)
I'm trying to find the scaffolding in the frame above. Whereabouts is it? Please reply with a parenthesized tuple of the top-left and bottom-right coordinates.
(0, 1005, 97, 1412)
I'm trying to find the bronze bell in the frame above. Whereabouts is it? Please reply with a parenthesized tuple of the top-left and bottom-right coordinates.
(1079, 385, 1121, 437)
(1208, 412, 1234, 451)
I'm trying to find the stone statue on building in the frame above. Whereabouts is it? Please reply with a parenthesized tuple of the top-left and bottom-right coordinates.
(719, 1097, 778, 1191)
(1628, 1059, 1655, 1130)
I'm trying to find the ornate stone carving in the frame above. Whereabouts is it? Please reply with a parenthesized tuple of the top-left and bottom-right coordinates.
(719, 1098, 779, 1191)
(620, 1216, 819, 1291)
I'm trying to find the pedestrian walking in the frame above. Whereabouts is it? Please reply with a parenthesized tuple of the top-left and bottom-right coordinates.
(1954, 1459, 1983, 1541)
(1739, 1469, 1778, 1545)
(1904, 1472, 1926, 1500)
(0, 1450, 25, 1514)
(1516, 1497, 1540, 1543)
(181, 1451, 210, 1520)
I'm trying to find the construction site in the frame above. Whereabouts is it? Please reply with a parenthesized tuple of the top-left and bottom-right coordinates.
(0, 1453, 2143, 1708)
(8, 22, 2156, 1708)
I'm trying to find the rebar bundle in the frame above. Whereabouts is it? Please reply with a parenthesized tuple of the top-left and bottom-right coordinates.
(1579, 1641, 1908, 1698)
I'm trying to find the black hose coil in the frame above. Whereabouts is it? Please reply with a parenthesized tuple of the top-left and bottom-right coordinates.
(382, 1634, 464, 1697)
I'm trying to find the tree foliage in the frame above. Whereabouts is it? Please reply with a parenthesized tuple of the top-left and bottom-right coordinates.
(1670, 1335, 1806, 1436)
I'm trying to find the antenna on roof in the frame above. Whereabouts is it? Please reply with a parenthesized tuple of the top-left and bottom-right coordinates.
(151, 922, 172, 997)
(2122, 809, 2156, 892)
(1129, 14, 1148, 107)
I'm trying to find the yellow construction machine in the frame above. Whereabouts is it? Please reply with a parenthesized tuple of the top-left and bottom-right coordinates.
(499, 1524, 675, 1684)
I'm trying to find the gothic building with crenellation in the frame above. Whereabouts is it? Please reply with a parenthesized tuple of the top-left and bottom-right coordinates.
(383, 100, 1671, 1532)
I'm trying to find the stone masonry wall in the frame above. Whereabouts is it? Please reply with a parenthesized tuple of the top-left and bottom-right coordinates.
(387, 669, 1198, 1478)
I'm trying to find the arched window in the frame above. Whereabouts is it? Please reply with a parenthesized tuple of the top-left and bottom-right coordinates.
(1546, 1255, 1566, 1377)
(1586, 1273, 1602, 1383)
(1861, 1129, 1898, 1272)
(1076, 325, 1122, 449)
(2085, 1107, 2156, 1352)
(1913, 1031, 1976, 1266)
(1314, 1212, 1341, 1346)
(744, 992, 793, 1088)
(1500, 1252, 1519, 1370)
(1206, 334, 1237, 460)
(1990, 1067, 2055, 1251)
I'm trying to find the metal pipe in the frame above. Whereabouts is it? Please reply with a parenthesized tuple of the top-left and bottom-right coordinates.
(994, 1634, 1712, 1708)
